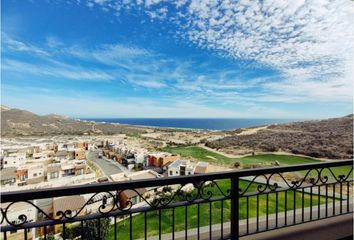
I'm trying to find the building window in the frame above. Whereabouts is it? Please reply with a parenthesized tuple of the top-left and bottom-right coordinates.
(20, 175, 27, 181)
(169, 171, 172, 175)
(50, 172, 59, 179)
(33, 173, 37, 177)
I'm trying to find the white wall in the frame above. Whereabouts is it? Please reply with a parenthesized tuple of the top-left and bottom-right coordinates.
(28, 165, 44, 179)
(3, 156, 19, 168)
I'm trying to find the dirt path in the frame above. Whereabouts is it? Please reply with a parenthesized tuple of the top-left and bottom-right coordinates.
(207, 163, 232, 172)
(238, 126, 268, 135)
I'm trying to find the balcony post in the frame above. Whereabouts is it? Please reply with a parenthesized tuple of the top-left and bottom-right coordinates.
(230, 176, 239, 240)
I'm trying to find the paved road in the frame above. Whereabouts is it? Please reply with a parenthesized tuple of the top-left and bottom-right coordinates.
(86, 151, 126, 176)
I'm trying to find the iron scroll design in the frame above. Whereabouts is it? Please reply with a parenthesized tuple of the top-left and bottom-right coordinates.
(238, 165, 353, 196)
(1, 163, 352, 229)
(0, 180, 231, 228)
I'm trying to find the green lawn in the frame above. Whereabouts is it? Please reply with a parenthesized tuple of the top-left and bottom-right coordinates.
(162, 146, 351, 180)
(106, 179, 329, 239)
(102, 146, 350, 239)
(162, 146, 317, 166)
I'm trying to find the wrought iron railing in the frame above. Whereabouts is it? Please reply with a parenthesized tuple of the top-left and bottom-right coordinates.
(1, 160, 353, 239)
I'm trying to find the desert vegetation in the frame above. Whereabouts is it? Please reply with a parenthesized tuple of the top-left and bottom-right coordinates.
(206, 115, 353, 159)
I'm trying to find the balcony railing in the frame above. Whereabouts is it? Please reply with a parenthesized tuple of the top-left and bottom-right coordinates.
(1, 160, 353, 240)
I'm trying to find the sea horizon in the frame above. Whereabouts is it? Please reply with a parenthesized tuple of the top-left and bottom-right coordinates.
(81, 118, 303, 131)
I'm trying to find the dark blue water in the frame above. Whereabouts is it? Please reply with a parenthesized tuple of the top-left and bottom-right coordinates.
(83, 118, 299, 130)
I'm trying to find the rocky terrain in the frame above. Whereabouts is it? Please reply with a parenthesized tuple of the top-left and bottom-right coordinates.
(206, 115, 353, 159)
(1, 105, 146, 137)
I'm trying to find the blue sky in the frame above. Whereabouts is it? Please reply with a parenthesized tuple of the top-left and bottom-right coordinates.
(1, 0, 353, 118)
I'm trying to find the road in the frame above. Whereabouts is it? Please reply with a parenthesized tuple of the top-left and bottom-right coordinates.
(86, 151, 127, 176)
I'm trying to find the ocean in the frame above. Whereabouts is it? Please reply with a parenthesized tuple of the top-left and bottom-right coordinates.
(83, 118, 299, 131)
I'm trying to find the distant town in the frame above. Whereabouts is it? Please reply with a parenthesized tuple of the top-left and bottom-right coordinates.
(0, 132, 226, 239)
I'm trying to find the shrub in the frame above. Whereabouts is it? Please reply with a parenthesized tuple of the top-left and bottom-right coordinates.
(233, 161, 241, 168)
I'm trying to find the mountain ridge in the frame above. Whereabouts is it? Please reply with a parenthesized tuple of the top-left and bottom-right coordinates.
(1, 105, 146, 137)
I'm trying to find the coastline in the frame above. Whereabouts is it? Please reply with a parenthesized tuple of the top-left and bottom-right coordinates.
(81, 118, 299, 131)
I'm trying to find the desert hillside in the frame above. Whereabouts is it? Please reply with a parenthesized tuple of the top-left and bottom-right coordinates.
(206, 115, 353, 159)
(0, 105, 146, 137)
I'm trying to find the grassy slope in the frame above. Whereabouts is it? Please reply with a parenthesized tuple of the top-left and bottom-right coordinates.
(107, 180, 328, 239)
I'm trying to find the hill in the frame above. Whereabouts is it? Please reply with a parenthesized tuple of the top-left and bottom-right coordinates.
(1, 105, 146, 137)
(206, 115, 353, 159)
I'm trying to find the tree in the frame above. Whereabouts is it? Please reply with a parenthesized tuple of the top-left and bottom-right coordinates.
(62, 218, 111, 240)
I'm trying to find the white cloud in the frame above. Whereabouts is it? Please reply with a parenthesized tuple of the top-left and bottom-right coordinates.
(46, 36, 64, 48)
(77, 0, 353, 103)
(2, 59, 114, 81)
(2, 33, 50, 56)
(134, 80, 166, 88)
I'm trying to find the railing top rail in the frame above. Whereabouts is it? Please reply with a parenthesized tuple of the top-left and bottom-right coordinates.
(1, 159, 352, 203)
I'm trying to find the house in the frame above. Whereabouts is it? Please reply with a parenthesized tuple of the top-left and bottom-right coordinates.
(110, 153, 124, 164)
(66, 143, 76, 151)
(16, 166, 29, 186)
(111, 170, 161, 208)
(54, 150, 68, 161)
(0, 167, 17, 186)
(194, 162, 209, 174)
(53, 196, 86, 233)
(47, 163, 61, 181)
(57, 143, 68, 151)
(119, 188, 148, 208)
(61, 162, 75, 177)
(68, 150, 75, 160)
(87, 142, 96, 151)
(94, 141, 104, 148)
(33, 152, 46, 160)
(167, 160, 209, 177)
(134, 153, 146, 164)
(2, 152, 26, 168)
(43, 150, 55, 159)
(26, 164, 45, 185)
(168, 160, 195, 177)
(147, 153, 180, 168)
(75, 142, 87, 150)
(46, 144, 58, 152)
(32, 151, 54, 160)
(75, 150, 86, 160)
(74, 160, 87, 175)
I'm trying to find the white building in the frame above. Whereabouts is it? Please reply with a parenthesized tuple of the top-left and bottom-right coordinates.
(134, 152, 146, 164)
(167, 160, 208, 177)
(2, 152, 26, 168)
(88, 142, 96, 151)
(57, 143, 68, 151)
(168, 160, 194, 177)
(47, 163, 62, 181)
(28, 164, 44, 180)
